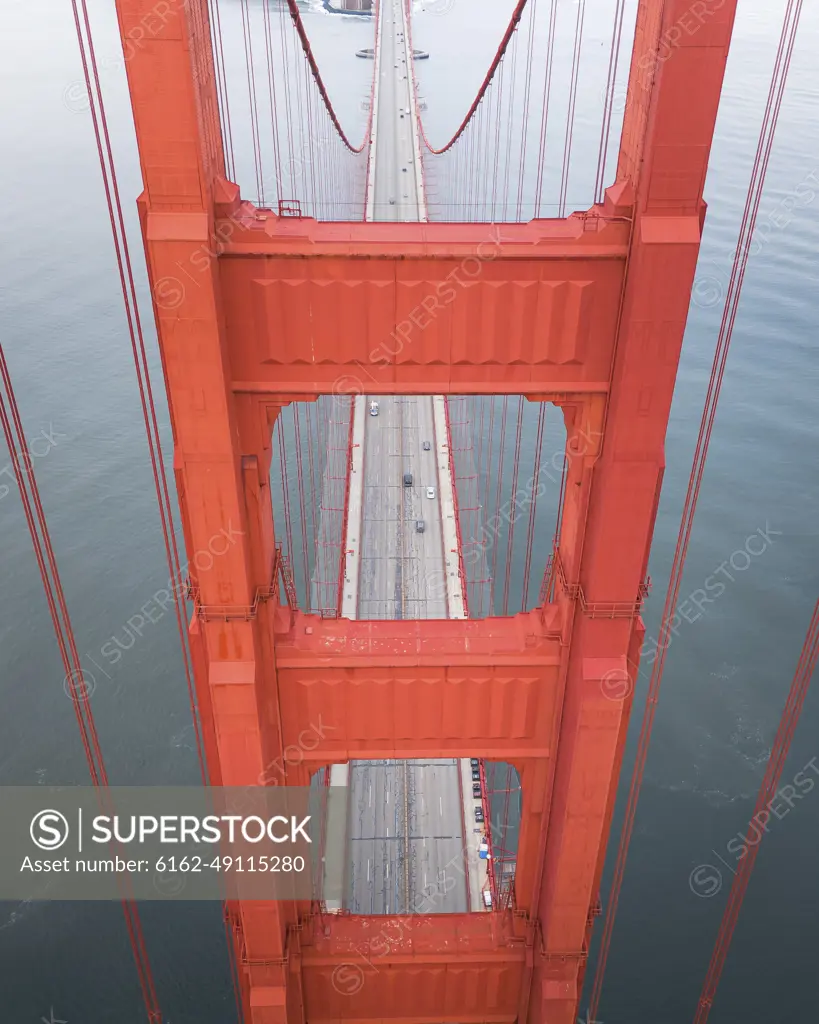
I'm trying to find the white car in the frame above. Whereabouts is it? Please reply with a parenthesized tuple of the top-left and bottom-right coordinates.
(426, 487, 435, 499)
(370, 401, 379, 416)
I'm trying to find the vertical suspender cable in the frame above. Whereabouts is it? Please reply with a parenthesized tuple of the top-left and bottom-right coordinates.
(594, 0, 628, 203)
(693, 602, 817, 1024)
(533, 0, 559, 217)
(589, 3, 803, 1016)
(292, 405, 311, 606)
(521, 402, 546, 610)
(500, 30, 520, 221)
(262, 0, 285, 206)
(208, 0, 237, 181)
(514, 0, 540, 220)
(557, 0, 586, 217)
(501, 397, 524, 614)
(66, 0, 258, 1014)
(239, 0, 265, 202)
(489, 396, 509, 613)
(0, 348, 162, 1024)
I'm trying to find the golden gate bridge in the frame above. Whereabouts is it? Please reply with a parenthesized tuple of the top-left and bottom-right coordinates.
(0, 0, 815, 1022)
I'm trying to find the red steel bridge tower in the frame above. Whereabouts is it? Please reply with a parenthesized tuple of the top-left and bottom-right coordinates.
(110, 0, 739, 1020)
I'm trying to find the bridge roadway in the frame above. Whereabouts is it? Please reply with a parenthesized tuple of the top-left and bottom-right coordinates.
(343, 0, 469, 916)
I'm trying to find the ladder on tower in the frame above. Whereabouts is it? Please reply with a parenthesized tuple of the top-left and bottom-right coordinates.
(277, 545, 299, 611)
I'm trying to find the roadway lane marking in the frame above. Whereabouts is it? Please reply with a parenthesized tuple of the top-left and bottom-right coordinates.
(439, 796, 443, 816)
(369, 783, 372, 807)
(367, 859, 371, 881)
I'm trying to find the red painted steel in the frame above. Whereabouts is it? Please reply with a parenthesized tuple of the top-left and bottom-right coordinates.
(113, 0, 739, 1020)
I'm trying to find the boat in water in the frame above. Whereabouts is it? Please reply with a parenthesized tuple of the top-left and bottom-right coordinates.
(355, 46, 429, 58)
(324, 0, 373, 16)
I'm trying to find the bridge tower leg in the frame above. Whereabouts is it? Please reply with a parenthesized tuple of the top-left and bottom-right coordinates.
(113, 2, 302, 1020)
(524, 3, 739, 1021)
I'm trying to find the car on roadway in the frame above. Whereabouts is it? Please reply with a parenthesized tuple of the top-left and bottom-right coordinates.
(403, 473, 413, 487)
(415, 520, 425, 533)
(426, 486, 436, 499)
(422, 440, 431, 450)
(482, 890, 492, 909)
(370, 400, 379, 416)
(471, 767, 480, 782)
(472, 783, 481, 798)
(474, 807, 484, 823)
(470, 757, 479, 767)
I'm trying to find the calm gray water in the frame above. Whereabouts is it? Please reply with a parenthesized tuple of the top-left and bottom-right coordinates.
(0, 0, 817, 1021)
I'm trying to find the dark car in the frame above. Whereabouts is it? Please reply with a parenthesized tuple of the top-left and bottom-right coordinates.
(415, 520, 425, 533)
(470, 758, 479, 767)
(471, 768, 480, 782)
(474, 807, 484, 823)
(403, 472, 413, 486)
(422, 440, 431, 451)
(472, 783, 482, 798)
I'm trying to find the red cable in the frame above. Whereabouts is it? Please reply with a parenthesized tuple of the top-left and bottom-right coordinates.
(502, 397, 524, 614)
(468, 115, 478, 220)
(278, 1, 296, 194)
(209, 0, 236, 180)
(548, 456, 567, 602)
(0, 349, 162, 1023)
(292, 405, 311, 603)
(303, 66, 319, 216)
(490, 62, 506, 220)
(293, 31, 308, 202)
(533, 0, 559, 217)
(594, 0, 628, 203)
(68, 0, 251, 1014)
(74, 0, 207, 787)
(261, 0, 284, 203)
(283, 0, 371, 152)
(416, 0, 531, 154)
(501, 29, 520, 220)
(489, 396, 509, 613)
(482, 96, 494, 221)
(694, 602, 817, 1022)
(276, 417, 296, 588)
(514, 0, 540, 219)
(305, 403, 319, 593)
(476, 399, 487, 615)
(521, 402, 546, 610)
(239, 0, 265, 202)
(589, 3, 801, 1015)
(481, 397, 497, 614)
(558, 0, 587, 218)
